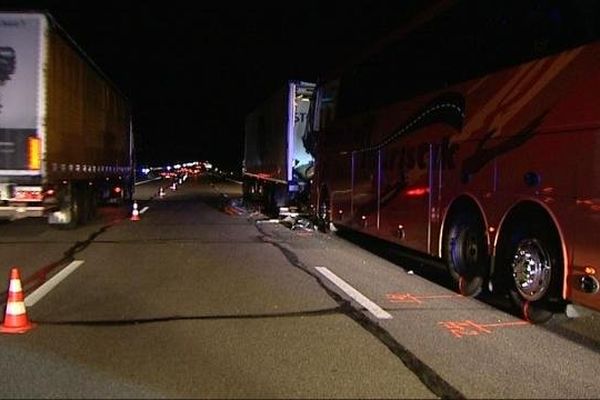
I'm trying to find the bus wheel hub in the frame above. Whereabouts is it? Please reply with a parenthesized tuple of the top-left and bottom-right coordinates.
(511, 239, 551, 301)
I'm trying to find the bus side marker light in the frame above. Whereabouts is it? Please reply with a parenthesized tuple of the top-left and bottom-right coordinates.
(584, 266, 596, 275)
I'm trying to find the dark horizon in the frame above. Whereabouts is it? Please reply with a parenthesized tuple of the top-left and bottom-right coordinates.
(1, 1, 430, 171)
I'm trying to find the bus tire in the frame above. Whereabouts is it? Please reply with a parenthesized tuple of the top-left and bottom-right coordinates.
(442, 208, 488, 297)
(496, 206, 565, 324)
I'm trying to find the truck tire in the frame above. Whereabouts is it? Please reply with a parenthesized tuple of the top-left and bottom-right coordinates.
(242, 178, 252, 203)
(317, 188, 331, 233)
(57, 185, 81, 230)
(80, 186, 97, 224)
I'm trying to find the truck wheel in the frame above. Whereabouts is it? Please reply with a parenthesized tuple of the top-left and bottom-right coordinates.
(80, 186, 97, 224)
(242, 179, 252, 203)
(497, 208, 565, 323)
(57, 186, 81, 230)
(442, 210, 488, 297)
(89, 189, 99, 220)
(264, 183, 276, 216)
(317, 190, 331, 233)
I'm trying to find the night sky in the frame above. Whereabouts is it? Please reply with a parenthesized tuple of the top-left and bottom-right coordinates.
(2, 1, 430, 171)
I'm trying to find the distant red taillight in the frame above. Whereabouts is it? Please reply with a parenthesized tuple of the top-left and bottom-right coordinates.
(14, 188, 43, 201)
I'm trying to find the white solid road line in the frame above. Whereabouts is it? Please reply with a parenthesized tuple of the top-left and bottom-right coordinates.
(135, 177, 162, 186)
(140, 206, 149, 214)
(315, 266, 393, 320)
(24, 260, 85, 307)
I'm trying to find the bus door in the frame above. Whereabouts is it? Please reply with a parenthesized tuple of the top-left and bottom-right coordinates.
(328, 150, 353, 226)
(378, 141, 439, 254)
(349, 148, 380, 232)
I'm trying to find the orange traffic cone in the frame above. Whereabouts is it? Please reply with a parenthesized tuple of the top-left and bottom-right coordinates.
(130, 201, 140, 221)
(159, 187, 165, 198)
(1, 267, 35, 334)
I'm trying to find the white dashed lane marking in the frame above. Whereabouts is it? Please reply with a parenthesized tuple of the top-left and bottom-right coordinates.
(24, 260, 84, 307)
(315, 266, 393, 320)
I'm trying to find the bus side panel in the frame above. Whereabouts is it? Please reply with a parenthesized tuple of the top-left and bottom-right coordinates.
(325, 150, 352, 225)
(486, 61, 600, 310)
(572, 128, 600, 310)
(491, 129, 579, 254)
(545, 61, 600, 311)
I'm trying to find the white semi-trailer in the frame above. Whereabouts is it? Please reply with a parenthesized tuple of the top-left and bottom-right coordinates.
(243, 80, 315, 215)
(0, 11, 134, 228)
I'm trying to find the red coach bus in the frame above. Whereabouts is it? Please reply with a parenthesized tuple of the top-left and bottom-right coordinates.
(307, 1, 600, 323)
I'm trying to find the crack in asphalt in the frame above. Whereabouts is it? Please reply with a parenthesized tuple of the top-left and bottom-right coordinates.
(33, 307, 344, 325)
(90, 239, 263, 244)
(0, 221, 120, 304)
(255, 222, 465, 400)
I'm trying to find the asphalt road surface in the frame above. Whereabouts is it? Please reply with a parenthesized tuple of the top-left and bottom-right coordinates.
(0, 173, 599, 398)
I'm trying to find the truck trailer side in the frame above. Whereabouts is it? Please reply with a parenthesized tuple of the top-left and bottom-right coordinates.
(0, 12, 133, 228)
(242, 80, 315, 216)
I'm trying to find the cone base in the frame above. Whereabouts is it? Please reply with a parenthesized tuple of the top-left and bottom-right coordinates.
(0, 322, 36, 334)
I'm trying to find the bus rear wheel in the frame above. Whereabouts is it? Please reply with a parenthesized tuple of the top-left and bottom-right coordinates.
(496, 207, 565, 324)
(443, 210, 488, 297)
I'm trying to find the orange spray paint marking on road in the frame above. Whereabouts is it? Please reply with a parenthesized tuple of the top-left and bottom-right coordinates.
(439, 319, 529, 339)
(386, 293, 462, 304)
